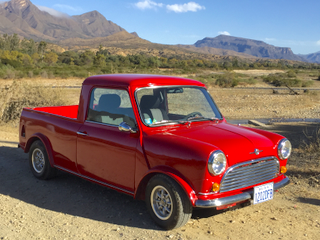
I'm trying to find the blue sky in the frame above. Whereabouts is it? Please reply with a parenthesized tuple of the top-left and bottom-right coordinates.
(31, 0, 320, 54)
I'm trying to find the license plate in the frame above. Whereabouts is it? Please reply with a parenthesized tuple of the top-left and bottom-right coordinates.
(253, 182, 274, 204)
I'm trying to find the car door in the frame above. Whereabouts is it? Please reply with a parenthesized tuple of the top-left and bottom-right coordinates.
(76, 87, 139, 193)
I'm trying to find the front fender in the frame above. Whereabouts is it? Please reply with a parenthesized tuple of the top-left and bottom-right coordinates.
(135, 166, 198, 206)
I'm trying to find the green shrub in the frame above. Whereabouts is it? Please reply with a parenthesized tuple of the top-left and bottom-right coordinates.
(287, 70, 297, 78)
(238, 77, 257, 85)
(215, 73, 239, 88)
(302, 81, 314, 87)
(263, 73, 303, 87)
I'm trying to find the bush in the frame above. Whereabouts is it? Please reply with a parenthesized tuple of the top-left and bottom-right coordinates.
(238, 77, 257, 85)
(28, 71, 33, 78)
(0, 81, 66, 123)
(40, 70, 48, 78)
(287, 70, 297, 78)
(302, 81, 314, 88)
(263, 73, 303, 87)
(215, 73, 239, 87)
(302, 128, 320, 161)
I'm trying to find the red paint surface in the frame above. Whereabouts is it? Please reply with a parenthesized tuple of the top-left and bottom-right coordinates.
(19, 74, 289, 205)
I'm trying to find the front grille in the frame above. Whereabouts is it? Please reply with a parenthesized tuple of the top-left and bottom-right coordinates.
(220, 157, 279, 193)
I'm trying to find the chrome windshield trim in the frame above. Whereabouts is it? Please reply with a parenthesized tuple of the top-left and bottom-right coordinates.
(134, 85, 223, 128)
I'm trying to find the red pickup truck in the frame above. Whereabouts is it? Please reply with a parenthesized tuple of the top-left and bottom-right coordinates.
(19, 74, 291, 229)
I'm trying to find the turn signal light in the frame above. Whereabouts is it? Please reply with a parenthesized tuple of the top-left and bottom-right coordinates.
(280, 166, 287, 174)
(212, 183, 220, 192)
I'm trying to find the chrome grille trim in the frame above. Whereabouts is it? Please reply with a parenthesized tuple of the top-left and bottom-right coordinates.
(220, 157, 279, 193)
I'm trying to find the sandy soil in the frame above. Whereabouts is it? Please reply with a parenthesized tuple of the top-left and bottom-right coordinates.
(1, 77, 320, 239)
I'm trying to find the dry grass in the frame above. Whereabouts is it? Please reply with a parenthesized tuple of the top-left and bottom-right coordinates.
(0, 81, 67, 123)
(301, 127, 320, 161)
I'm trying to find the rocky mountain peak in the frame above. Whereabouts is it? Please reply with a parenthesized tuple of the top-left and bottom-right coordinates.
(0, 0, 128, 41)
(6, 0, 31, 10)
(194, 35, 304, 61)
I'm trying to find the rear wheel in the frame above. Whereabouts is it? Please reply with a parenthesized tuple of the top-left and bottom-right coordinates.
(145, 174, 192, 230)
(29, 140, 57, 180)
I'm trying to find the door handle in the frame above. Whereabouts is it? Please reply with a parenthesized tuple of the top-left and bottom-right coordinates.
(77, 131, 88, 136)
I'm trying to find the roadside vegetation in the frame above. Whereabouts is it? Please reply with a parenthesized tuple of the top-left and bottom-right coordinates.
(0, 81, 66, 123)
(0, 34, 320, 87)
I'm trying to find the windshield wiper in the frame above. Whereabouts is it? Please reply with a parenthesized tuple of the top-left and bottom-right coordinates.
(185, 116, 219, 122)
(148, 117, 219, 126)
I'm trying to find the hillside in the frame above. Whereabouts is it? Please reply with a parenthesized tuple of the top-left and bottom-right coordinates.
(0, 0, 125, 41)
(299, 51, 320, 63)
(194, 35, 306, 62)
(177, 44, 257, 59)
(0, 1, 318, 64)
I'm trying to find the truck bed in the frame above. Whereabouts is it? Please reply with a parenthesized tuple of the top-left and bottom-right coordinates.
(30, 105, 79, 119)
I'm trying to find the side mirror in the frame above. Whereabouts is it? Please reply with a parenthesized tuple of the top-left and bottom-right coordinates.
(119, 122, 137, 134)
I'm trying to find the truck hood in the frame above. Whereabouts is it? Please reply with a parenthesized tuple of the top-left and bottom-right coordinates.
(161, 122, 277, 166)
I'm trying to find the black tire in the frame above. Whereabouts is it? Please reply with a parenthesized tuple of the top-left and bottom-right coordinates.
(29, 140, 57, 180)
(145, 174, 192, 230)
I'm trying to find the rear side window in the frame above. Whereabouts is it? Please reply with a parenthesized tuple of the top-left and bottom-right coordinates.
(87, 88, 136, 128)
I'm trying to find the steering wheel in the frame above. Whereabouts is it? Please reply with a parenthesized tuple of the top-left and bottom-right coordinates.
(183, 112, 203, 120)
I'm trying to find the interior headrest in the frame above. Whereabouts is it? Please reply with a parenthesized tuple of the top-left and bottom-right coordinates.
(98, 94, 121, 111)
(140, 95, 161, 109)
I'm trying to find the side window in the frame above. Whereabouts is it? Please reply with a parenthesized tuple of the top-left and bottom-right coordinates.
(87, 88, 136, 127)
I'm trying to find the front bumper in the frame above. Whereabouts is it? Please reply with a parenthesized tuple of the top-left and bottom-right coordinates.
(195, 176, 290, 208)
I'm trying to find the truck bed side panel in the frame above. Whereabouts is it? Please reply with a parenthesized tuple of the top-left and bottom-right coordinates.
(20, 109, 82, 173)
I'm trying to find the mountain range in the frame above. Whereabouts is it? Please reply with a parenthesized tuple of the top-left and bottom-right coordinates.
(0, 0, 126, 41)
(0, 0, 319, 63)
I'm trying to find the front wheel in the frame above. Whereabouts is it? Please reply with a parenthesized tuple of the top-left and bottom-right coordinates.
(145, 174, 192, 230)
(29, 140, 57, 180)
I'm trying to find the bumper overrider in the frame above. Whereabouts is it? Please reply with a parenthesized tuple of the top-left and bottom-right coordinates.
(195, 176, 290, 208)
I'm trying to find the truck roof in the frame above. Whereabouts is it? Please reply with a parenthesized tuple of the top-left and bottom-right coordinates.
(83, 74, 205, 90)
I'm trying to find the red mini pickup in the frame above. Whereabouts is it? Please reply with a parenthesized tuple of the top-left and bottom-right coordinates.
(19, 74, 291, 229)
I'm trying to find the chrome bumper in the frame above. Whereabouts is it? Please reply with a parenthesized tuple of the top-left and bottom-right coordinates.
(195, 176, 290, 208)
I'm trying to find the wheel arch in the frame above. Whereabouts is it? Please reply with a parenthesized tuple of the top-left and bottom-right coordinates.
(135, 168, 198, 206)
(25, 133, 55, 167)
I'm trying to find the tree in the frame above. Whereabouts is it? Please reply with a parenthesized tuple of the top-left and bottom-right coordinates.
(10, 34, 20, 51)
(21, 54, 33, 66)
(93, 54, 106, 67)
(79, 50, 95, 66)
(38, 41, 47, 58)
(20, 38, 37, 55)
(31, 53, 40, 64)
(43, 52, 58, 65)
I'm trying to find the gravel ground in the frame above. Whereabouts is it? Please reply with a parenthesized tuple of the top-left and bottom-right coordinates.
(0, 78, 320, 239)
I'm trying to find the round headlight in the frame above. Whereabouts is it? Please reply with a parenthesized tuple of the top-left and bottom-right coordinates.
(278, 139, 292, 160)
(208, 150, 227, 176)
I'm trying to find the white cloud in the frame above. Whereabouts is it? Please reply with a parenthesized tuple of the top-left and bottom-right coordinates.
(265, 38, 276, 42)
(37, 5, 69, 18)
(134, 0, 163, 10)
(53, 4, 83, 13)
(316, 40, 320, 46)
(218, 31, 230, 36)
(167, 2, 205, 13)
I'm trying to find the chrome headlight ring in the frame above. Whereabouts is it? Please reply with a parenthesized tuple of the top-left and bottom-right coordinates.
(208, 150, 227, 176)
(278, 138, 292, 160)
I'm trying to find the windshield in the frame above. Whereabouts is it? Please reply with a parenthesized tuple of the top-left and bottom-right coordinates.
(136, 86, 222, 126)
